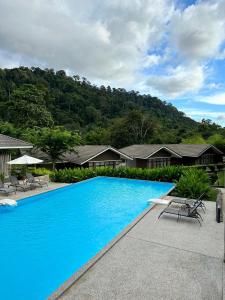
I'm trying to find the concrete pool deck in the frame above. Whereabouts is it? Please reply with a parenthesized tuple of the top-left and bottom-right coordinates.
(59, 198, 224, 300)
(0, 182, 69, 201)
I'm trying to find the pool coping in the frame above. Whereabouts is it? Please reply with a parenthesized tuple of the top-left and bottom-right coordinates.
(13, 177, 99, 203)
(48, 203, 156, 299)
(48, 180, 175, 299)
(13, 184, 70, 202)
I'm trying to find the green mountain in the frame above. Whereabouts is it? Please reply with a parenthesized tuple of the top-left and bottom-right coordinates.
(0, 67, 223, 148)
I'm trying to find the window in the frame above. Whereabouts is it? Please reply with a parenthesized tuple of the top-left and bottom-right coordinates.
(148, 157, 170, 168)
(195, 154, 215, 165)
(88, 161, 120, 168)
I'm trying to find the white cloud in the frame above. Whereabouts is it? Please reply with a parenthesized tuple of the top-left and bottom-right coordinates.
(184, 108, 225, 118)
(197, 92, 225, 105)
(142, 54, 161, 68)
(217, 114, 225, 121)
(207, 83, 222, 89)
(182, 108, 225, 126)
(0, 0, 225, 102)
(0, 0, 173, 86)
(0, 50, 21, 69)
(145, 0, 225, 98)
(146, 64, 204, 98)
(171, 0, 225, 61)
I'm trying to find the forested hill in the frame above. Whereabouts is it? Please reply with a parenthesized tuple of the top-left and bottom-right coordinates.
(0, 67, 223, 148)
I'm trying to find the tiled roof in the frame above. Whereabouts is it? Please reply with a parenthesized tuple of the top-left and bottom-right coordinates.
(32, 145, 132, 164)
(0, 134, 33, 149)
(120, 144, 166, 158)
(120, 144, 223, 158)
(165, 144, 222, 157)
(62, 145, 132, 165)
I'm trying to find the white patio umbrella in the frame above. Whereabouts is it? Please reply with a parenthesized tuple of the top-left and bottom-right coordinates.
(7, 155, 43, 165)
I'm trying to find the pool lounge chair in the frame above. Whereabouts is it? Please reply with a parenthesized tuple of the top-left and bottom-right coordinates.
(26, 173, 48, 187)
(0, 180, 16, 195)
(168, 192, 206, 212)
(158, 202, 203, 225)
(9, 176, 34, 192)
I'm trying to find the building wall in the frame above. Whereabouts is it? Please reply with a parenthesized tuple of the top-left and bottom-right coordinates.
(136, 159, 148, 168)
(194, 148, 223, 165)
(0, 151, 11, 176)
(151, 149, 172, 157)
(89, 149, 121, 161)
(56, 150, 123, 169)
(171, 148, 223, 166)
(171, 157, 192, 165)
(125, 159, 136, 168)
(124, 146, 223, 169)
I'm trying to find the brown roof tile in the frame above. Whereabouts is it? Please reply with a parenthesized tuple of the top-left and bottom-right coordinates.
(0, 134, 33, 149)
(120, 144, 223, 158)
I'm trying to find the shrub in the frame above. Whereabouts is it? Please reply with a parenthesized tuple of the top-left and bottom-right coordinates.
(174, 168, 214, 200)
(50, 165, 217, 200)
(50, 165, 187, 183)
(29, 167, 53, 176)
(0, 172, 5, 182)
(11, 165, 27, 179)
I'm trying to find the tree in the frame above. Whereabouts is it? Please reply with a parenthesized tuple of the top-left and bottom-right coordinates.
(199, 119, 222, 139)
(85, 128, 110, 145)
(0, 122, 18, 136)
(207, 134, 225, 152)
(182, 134, 206, 144)
(110, 110, 157, 148)
(85, 106, 101, 123)
(6, 84, 53, 128)
(35, 127, 81, 169)
(0, 66, 224, 145)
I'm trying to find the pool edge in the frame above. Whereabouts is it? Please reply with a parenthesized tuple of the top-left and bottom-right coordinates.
(48, 202, 156, 300)
(15, 177, 98, 203)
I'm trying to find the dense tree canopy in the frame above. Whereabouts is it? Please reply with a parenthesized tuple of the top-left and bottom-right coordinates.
(6, 84, 53, 128)
(0, 66, 224, 149)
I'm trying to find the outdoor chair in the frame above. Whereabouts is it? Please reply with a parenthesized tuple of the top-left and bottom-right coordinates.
(26, 173, 48, 187)
(158, 202, 203, 225)
(168, 192, 206, 213)
(0, 180, 16, 195)
(9, 176, 35, 192)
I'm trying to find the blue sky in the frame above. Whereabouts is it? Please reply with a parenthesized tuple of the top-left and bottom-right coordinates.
(0, 0, 225, 126)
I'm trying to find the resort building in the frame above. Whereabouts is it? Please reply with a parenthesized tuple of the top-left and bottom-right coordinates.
(120, 144, 223, 169)
(0, 134, 33, 175)
(62, 145, 132, 168)
(35, 145, 132, 168)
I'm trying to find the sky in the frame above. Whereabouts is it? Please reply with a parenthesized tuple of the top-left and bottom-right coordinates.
(0, 0, 225, 126)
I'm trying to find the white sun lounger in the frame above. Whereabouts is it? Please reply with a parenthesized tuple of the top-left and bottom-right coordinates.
(147, 198, 170, 205)
(0, 199, 17, 206)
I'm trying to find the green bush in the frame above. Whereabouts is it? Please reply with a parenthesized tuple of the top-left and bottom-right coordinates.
(0, 172, 5, 182)
(174, 168, 214, 200)
(50, 165, 186, 183)
(50, 165, 217, 200)
(29, 167, 53, 176)
(11, 165, 27, 179)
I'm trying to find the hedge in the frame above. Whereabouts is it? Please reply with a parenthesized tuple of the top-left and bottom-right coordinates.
(50, 165, 187, 183)
(34, 165, 216, 200)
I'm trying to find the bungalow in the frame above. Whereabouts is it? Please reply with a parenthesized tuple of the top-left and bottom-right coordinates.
(35, 145, 132, 168)
(120, 144, 223, 168)
(0, 134, 33, 175)
(61, 145, 132, 168)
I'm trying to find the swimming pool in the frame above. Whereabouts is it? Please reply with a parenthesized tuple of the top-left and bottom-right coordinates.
(0, 176, 174, 300)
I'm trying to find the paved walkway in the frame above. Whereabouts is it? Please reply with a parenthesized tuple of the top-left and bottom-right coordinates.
(0, 182, 69, 201)
(60, 201, 224, 300)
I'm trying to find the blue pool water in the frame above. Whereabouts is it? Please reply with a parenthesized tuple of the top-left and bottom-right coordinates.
(0, 177, 174, 300)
